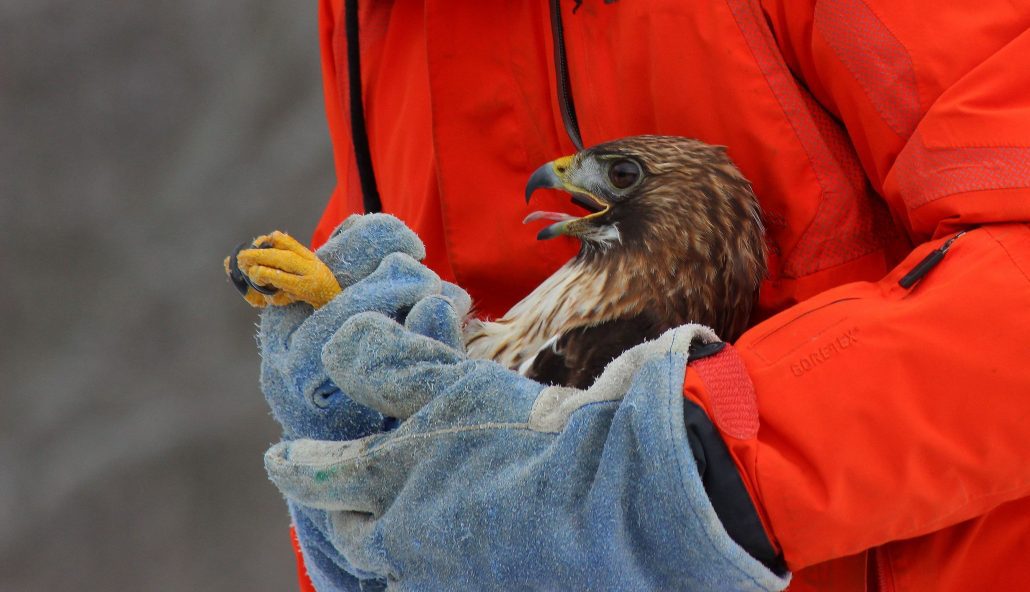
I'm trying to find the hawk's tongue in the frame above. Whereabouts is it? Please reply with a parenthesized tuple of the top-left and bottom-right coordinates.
(522, 211, 578, 224)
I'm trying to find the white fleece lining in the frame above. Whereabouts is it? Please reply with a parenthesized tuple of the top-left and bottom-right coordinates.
(528, 324, 718, 433)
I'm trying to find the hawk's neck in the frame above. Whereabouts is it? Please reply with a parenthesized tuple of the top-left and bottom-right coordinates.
(463, 250, 690, 371)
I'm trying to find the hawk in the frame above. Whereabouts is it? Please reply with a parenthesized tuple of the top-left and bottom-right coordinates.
(464, 135, 767, 388)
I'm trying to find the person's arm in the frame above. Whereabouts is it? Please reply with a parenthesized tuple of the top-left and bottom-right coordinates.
(692, 224, 1030, 569)
(690, 0, 1030, 569)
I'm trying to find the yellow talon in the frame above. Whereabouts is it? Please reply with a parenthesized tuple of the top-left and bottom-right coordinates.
(225, 231, 342, 309)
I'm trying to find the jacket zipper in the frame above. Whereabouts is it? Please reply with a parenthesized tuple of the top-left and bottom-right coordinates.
(549, 0, 585, 151)
(870, 547, 896, 592)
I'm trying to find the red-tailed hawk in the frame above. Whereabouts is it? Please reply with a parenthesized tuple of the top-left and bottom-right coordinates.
(465, 135, 767, 388)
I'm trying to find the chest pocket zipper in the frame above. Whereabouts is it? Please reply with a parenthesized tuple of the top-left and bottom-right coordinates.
(898, 230, 969, 289)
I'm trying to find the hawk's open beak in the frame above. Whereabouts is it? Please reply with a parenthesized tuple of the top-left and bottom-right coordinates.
(524, 156, 609, 240)
(525, 161, 564, 203)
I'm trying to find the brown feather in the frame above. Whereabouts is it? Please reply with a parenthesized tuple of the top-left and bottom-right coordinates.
(525, 313, 667, 388)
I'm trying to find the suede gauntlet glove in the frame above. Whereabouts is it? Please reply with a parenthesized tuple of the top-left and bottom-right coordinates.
(257, 214, 469, 590)
(266, 302, 789, 591)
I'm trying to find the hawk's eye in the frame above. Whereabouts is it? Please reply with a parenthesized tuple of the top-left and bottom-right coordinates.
(607, 159, 641, 190)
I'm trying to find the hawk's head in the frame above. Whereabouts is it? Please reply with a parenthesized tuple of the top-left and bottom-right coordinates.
(524, 135, 767, 340)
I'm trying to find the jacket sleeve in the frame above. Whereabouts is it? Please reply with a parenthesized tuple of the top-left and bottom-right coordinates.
(698, 0, 1030, 570)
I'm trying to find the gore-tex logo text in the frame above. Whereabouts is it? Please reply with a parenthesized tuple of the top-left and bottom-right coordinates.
(790, 327, 860, 377)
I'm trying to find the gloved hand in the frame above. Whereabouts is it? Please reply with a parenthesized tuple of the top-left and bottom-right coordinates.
(256, 214, 470, 590)
(265, 302, 791, 590)
(257, 213, 445, 440)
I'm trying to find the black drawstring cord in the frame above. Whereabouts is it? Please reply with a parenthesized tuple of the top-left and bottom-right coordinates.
(550, 0, 585, 151)
(345, 0, 382, 213)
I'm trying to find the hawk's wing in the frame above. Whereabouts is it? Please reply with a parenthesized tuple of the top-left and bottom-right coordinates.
(524, 312, 668, 389)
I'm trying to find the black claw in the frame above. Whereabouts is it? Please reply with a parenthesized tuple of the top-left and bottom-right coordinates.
(228, 242, 252, 296)
(228, 240, 279, 296)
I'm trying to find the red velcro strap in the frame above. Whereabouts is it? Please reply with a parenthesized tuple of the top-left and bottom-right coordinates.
(691, 345, 760, 440)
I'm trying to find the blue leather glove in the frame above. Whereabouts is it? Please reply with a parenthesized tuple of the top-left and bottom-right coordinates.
(265, 300, 791, 591)
(257, 214, 469, 590)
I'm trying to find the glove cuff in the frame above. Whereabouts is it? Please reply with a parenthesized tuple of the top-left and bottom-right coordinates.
(683, 344, 783, 571)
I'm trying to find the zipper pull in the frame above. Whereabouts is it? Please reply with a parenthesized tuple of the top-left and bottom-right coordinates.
(898, 230, 968, 289)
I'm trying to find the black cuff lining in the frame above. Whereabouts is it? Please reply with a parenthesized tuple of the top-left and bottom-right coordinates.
(683, 398, 787, 575)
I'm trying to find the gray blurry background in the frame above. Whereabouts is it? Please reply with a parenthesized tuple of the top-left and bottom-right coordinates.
(1, 2, 334, 589)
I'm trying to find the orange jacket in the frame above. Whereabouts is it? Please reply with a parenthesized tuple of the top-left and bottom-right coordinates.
(301, 1, 1030, 590)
